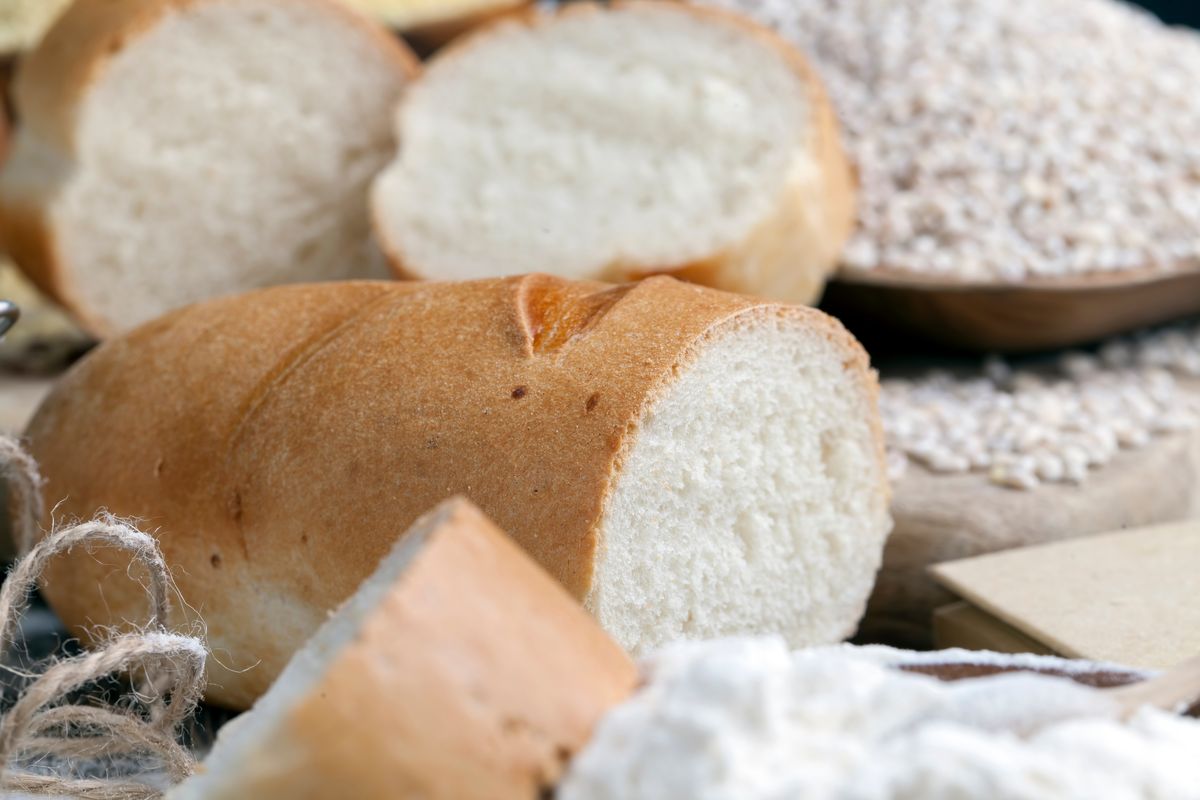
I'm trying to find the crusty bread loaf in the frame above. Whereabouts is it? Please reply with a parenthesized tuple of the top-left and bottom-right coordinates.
(371, 1, 855, 305)
(0, 0, 417, 337)
(26, 274, 891, 708)
(168, 497, 636, 800)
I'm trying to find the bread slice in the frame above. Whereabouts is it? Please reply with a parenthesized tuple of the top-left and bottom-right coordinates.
(371, 1, 855, 305)
(25, 274, 891, 709)
(168, 497, 636, 800)
(0, 0, 418, 337)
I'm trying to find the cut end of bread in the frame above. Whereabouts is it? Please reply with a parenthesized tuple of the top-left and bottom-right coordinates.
(371, 1, 853, 303)
(589, 310, 891, 653)
(170, 497, 636, 800)
(0, 0, 417, 336)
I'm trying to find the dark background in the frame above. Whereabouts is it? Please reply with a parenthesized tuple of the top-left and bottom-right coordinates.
(1135, 0, 1200, 26)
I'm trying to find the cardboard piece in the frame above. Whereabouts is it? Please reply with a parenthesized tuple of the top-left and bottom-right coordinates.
(933, 601, 1055, 656)
(929, 519, 1200, 669)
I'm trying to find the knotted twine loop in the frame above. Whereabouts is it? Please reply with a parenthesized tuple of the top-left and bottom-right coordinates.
(0, 434, 45, 557)
(0, 516, 171, 669)
(0, 436, 208, 798)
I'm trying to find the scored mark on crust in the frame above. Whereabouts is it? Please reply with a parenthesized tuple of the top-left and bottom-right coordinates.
(513, 275, 633, 356)
(225, 290, 397, 458)
(227, 489, 250, 559)
(221, 290, 396, 560)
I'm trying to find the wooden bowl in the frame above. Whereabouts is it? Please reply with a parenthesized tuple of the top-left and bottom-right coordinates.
(883, 648, 1200, 717)
(823, 263, 1200, 354)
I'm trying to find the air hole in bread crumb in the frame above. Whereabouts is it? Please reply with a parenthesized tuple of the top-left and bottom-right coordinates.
(511, 386, 528, 399)
(820, 431, 837, 472)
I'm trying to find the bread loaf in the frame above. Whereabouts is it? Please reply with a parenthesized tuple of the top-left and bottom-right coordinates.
(370, 1, 855, 305)
(0, 0, 418, 337)
(168, 497, 636, 800)
(26, 274, 891, 708)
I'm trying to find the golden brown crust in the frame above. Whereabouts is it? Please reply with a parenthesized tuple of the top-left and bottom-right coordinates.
(375, 0, 856, 305)
(25, 275, 881, 708)
(0, 0, 419, 339)
(29, 280, 399, 708)
(185, 497, 636, 800)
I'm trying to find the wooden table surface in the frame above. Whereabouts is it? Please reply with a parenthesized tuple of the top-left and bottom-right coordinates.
(0, 373, 54, 433)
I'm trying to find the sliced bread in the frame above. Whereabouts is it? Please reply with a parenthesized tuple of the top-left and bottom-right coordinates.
(371, 1, 855, 305)
(0, 0, 418, 337)
(25, 275, 891, 708)
(168, 497, 636, 800)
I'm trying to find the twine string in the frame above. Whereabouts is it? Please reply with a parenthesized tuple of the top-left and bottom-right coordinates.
(0, 436, 44, 557)
(0, 435, 208, 798)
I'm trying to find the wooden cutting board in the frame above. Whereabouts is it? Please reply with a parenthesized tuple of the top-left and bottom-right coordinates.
(930, 519, 1200, 669)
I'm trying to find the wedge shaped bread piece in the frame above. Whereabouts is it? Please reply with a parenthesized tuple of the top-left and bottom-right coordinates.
(169, 497, 637, 800)
(371, 1, 854, 305)
(0, 0, 417, 337)
(25, 275, 890, 708)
